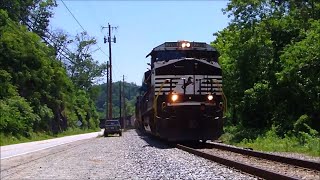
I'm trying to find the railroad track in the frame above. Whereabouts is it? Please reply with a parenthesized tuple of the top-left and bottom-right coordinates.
(205, 142, 320, 171)
(176, 142, 319, 180)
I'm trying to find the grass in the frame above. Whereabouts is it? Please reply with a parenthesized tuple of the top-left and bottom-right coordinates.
(0, 127, 100, 146)
(220, 125, 320, 157)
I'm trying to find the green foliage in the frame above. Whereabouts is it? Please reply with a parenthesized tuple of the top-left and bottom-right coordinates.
(277, 20, 320, 132)
(294, 115, 312, 134)
(222, 125, 320, 156)
(68, 31, 107, 90)
(0, 0, 57, 37)
(28, 0, 57, 37)
(33, 104, 54, 131)
(0, 97, 40, 136)
(0, 70, 17, 98)
(213, 0, 320, 138)
(240, 81, 272, 128)
(0, 0, 36, 22)
(0, 38, 41, 136)
(94, 81, 140, 119)
(220, 124, 264, 144)
(1, 10, 68, 133)
(0, 8, 100, 141)
(73, 89, 99, 129)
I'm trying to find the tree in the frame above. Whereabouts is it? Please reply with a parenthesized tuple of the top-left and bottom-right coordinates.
(94, 81, 140, 119)
(212, 0, 320, 134)
(0, 0, 57, 38)
(277, 20, 320, 132)
(67, 32, 107, 90)
(27, 0, 57, 37)
(46, 29, 73, 63)
(0, 10, 99, 134)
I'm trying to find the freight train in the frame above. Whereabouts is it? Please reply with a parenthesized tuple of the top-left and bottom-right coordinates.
(135, 41, 225, 142)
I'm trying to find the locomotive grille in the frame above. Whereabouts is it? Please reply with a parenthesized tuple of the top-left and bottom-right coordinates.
(154, 75, 222, 95)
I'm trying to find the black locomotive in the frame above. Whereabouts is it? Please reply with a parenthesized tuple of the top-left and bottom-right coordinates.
(135, 41, 225, 141)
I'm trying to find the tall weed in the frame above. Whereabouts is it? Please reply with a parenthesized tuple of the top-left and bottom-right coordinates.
(222, 125, 320, 156)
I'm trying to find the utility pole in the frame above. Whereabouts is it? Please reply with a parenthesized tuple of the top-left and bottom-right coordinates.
(106, 61, 109, 120)
(123, 75, 126, 129)
(119, 81, 122, 127)
(103, 23, 117, 119)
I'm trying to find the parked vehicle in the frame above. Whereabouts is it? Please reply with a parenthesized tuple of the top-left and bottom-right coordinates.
(104, 120, 122, 137)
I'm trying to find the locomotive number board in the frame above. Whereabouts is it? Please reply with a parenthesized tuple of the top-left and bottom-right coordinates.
(165, 42, 207, 48)
(165, 42, 179, 47)
(192, 42, 207, 48)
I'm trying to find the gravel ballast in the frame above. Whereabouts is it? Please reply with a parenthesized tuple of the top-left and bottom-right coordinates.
(200, 148, 320, 180)
(209, 141, 320, 163)
(1, 130, 257, 179)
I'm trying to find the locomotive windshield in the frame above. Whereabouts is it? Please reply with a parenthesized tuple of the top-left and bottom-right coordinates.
(154, 50, 218, 62)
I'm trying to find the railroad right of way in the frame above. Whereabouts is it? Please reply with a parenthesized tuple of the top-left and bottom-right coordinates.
(176, 142, 319, 180)
(1, 129, 258, 180)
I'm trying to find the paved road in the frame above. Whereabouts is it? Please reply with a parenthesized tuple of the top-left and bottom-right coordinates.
(0, 130, 104, 160)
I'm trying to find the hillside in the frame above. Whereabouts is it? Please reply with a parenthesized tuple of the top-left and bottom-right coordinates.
(94, 81, 140, 119)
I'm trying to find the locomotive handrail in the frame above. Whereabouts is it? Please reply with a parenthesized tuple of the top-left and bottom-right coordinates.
(222, 89, 227, 116)
(220, 84, 227, 116)
(213, 79, 227, 116)
(153, 79, 170, 122)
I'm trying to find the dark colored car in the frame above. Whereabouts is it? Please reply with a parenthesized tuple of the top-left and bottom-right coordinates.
(104, 120, 122, 137)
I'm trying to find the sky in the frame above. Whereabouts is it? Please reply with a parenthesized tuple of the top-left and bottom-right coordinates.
(50, 0, 231, 85)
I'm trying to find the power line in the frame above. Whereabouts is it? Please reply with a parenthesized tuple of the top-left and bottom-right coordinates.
(4, 16, 74, 64)
(16, 11, 75, 63)
(45, 30, 73, 54)
(22, 2, 108, 64)
(28, 23, 74, 63)
(5, 14, 108, 87)
(60, 0, 108, 57)
(25, 16, 109, 83)
(60, 0, 85, 32)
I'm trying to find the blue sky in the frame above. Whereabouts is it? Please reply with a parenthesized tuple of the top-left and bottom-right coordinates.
(50, 0, 231, 85)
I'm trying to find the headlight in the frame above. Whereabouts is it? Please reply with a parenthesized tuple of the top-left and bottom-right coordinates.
(207, 94, 213, 101)
(181, 42, 190, 48)
(171, 94, 179, 102)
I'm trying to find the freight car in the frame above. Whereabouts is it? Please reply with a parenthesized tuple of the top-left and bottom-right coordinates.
(135, 41, 225, 142)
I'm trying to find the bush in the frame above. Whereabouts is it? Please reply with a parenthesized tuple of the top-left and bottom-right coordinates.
(294, 115, 312, 134)
(0, 96, 40, 136)
(240, 82, 272, 129)
(222, 125, 320, 156)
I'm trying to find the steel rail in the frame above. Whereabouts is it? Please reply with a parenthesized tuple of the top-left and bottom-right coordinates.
(206, 142, 320, 171)
(176, 144, 299, 180)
